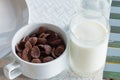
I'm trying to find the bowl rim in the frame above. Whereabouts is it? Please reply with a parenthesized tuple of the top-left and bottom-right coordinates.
(12, 23, 68, 66)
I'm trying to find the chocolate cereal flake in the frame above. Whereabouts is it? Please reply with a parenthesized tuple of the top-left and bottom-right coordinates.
(49, 39, 62, 46)
(29, 37, 37, 45)
(16, 41, 25, 52)
(39, 45, 52, 55)
(25, 41, 32, 49)
(39, 33, 50, 38)
(55, 45, 65, 57)
(32, 59, 41, 63)
(30, 46, 40, 58)
(51, 48, 57, 58)
(43, 56, 54, 63)
(22, 47, 29, 55)
(17, 52, 22, 58)
(22, 54, 29, 62)
(37, 38, 47, 44)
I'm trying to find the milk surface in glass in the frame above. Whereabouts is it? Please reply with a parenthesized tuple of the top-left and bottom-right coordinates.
(69, 20, 109, 77)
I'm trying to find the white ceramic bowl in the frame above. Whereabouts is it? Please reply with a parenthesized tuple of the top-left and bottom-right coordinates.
(4, 23, 68, 79)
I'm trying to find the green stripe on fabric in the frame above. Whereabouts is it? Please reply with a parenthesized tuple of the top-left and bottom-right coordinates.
(109, 41, 120, 48)
(104, 71, 120, 79)
(110, 13, 120, 19)
(107, 56, 120, 63)
(112, 1, 120, 7)
(111, 26, 120, 33)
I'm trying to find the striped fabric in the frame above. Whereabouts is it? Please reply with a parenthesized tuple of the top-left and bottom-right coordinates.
(104, 0, 120, 79)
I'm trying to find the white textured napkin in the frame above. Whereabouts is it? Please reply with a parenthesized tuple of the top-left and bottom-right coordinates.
(26, 0, 75, 31)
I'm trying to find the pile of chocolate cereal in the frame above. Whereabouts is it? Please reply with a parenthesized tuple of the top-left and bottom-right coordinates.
(16, 26, 65, 63)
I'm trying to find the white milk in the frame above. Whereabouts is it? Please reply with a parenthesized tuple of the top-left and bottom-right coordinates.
(69, 21, 109, 76)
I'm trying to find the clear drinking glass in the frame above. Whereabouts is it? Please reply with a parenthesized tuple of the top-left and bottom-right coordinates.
(69, 0, 111, 78)
(69, 12, 110, 78)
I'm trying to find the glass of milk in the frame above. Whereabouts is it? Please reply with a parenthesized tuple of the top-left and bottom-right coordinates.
(69, 12, 110, 77)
